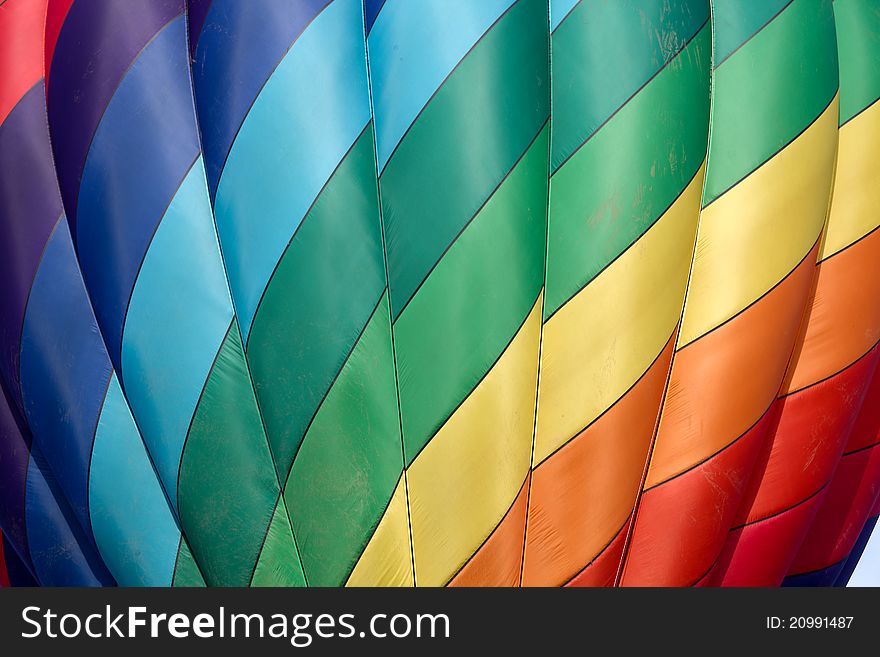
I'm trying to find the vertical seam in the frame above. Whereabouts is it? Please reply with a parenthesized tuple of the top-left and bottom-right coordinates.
(614, 0, 717, 586)
(519, 0, 553, 587)
(361, 0, 417, 588)
(181, 3, 309, 587)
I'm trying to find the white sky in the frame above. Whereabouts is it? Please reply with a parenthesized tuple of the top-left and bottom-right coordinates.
(848, 522, 880, 587)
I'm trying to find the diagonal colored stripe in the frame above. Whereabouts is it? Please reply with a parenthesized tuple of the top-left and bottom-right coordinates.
(840, 353, 880, 457)
(43, 0, 74, 86)
(835, 0, 880, 123)
(185, 0, 213, 58)
(407, 294, 542, 586)
(525, 333, 675, 586)
(394, 123, 548, 462)
(172, 536, 206, 587)
(89, 373, 181, 586)
(367, 0, 516, 170)
(213, 0, 371, 342)
(190, 0, 331, 197)
(733, 345, 879, 531)
(345, 475, 413, 587)
(74, 15, 200, 367)
(19, 219, 111, 539)
(678, 96, 838, 347)
(177, 322, 301, 586)
(710, 353, 878, 585)
(715, 2, 878, 586)
(250, 496, 306, 586)
(549, 0, 579, 32)
(363, 0, 387, 34)
(646, 242, 821, 490)
(783, 560, 845, 587)
(712, 483, 829, 586)
(1, 4, 165, 586)
(622, 409, 775, 585)
(376, 0, 550, 319)
(536, 164, 704, 464)
(532, 4, 709, 588)
(46, 0, 184, 232)
(448, 474, 530, 587)
(550, 1, 708, 172)
(820, 99, 880, 259)
(120, 160, 232, 509)
(284, 292, 402, 586)
(25, 444, 114, 586)
(565, 517, 631, 587)
(546, 24, 711, 317)
(247, 126, 386, 478)
(0, 83, 64, 409)
(712, 0, 793, 67)
(781, 228, 880, 395)
(788, 441, 880, 580)
(702, 0, 838, 204)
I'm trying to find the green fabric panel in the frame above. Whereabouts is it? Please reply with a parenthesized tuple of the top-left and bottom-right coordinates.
(394, 124, 549, 462)
(171, 538, 206, 587)
(551, 0, 709, 170)
(379, 0, 550, 319)
(833, 0, 880, 123)
(703, 0, 838, 204)
(251, 496, 307, 587)
(247, 127, 386, 480)
(178, 322, 292, 586)
(545, 24, 710, 319)
(712, 0, 792, 65)
(284, 292, 403, 586)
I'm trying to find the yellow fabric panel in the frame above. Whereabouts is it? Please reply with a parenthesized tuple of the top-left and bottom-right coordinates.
(406, 295, 542, 587)
(678, 96, 839, 347)
(345, 475, 414, 587)
(533, 163, 705, 465)
(820, 99, 880, 261)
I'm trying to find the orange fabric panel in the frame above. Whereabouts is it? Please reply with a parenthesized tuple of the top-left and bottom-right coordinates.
(620, 410, 773, 586)
(521, 333, 675, 587)
(565, 518, 630, 588)
(646, 241, 820, 489)
(0, 0, 47, 124)
(448, 475, 529, 587)
(782, 227, 880, 394)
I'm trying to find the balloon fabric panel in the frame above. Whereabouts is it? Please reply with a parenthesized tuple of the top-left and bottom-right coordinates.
(0, 0, 878, 587)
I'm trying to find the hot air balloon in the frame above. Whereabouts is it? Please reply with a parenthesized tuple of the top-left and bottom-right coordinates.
(1, 0, 878, 588)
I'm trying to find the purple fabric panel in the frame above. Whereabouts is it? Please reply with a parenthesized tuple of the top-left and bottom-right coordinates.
(186, 0, 214, 57)
(46, 0, 184, 235)
(0, 82, 63, 411)
(0, 380, 33, 575)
